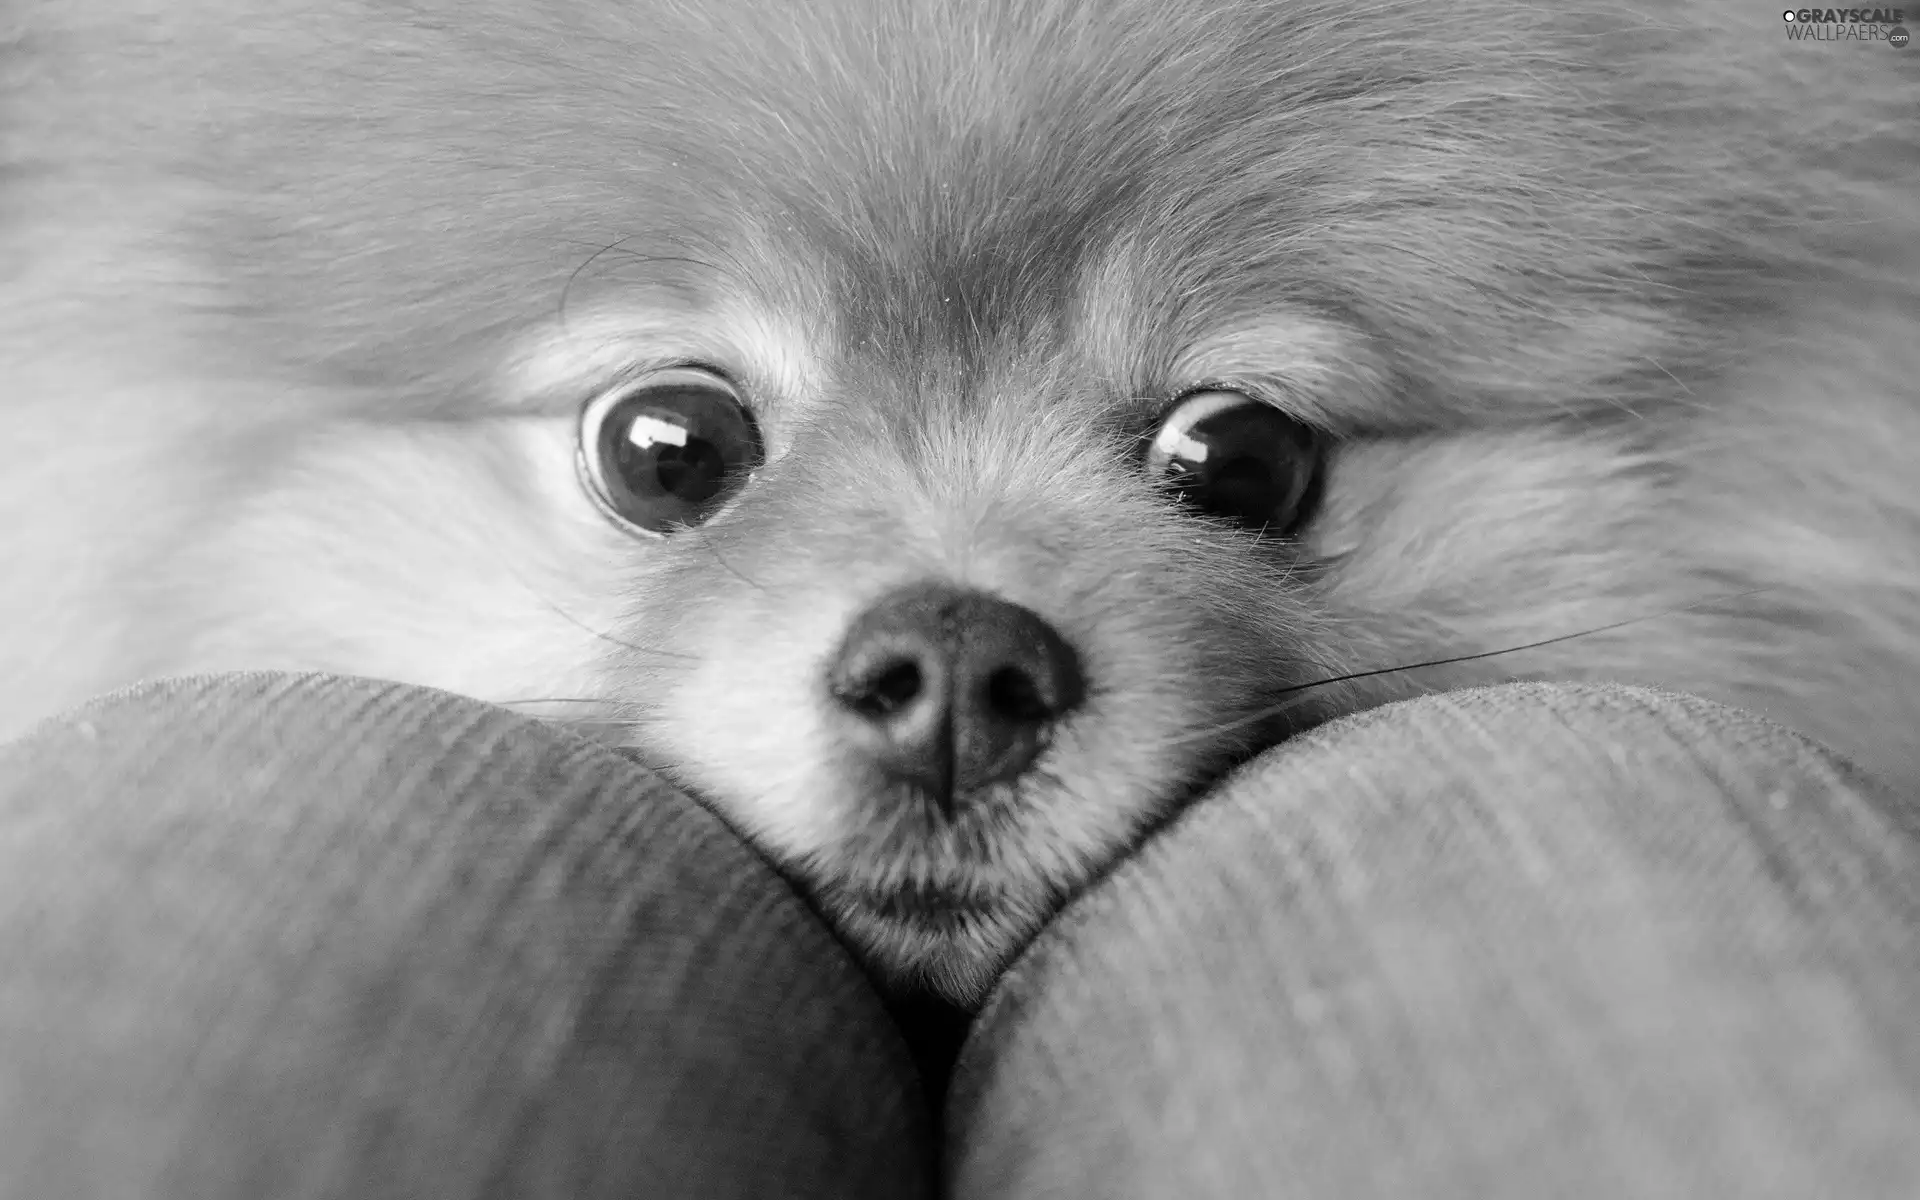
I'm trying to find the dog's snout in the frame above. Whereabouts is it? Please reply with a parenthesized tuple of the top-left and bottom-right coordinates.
(828, 583, 1084, 812)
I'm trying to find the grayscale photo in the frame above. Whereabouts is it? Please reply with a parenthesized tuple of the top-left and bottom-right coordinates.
(2, 1, 1917, 1195)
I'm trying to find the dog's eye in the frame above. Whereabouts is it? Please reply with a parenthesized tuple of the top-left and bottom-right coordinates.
(1145, 389, 1321, 535)
(577, 367, 763, 535)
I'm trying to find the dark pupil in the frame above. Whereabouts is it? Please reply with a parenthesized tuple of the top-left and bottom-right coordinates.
(634, 437, 726, 504)
(1164, 405, 1315, 530)
(1196, 456, 1280, 523)
(601, 385, 755, 524)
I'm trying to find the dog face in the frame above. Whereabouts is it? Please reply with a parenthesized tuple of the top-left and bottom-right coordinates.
(4, 0, 1917, 1001)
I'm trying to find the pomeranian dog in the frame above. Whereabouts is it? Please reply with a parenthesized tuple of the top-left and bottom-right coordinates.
(2, 0, 1916, 1003)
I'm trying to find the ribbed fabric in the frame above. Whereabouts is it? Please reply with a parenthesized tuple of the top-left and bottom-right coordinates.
(0, 672, 932, 1200)
(9, 675, 1917, 1198)
(948, 683, 1920, 1199)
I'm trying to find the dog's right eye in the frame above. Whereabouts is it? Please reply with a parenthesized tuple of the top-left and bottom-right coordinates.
(576, 367, 764, 536)
(1146, 388, 1322, 536)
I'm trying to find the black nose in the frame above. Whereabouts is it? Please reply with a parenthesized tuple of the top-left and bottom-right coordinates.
(827, 583, 1085, 813)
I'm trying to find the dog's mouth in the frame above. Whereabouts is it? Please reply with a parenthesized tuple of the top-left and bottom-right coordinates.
(820, 713, 1291, 924)
(817, 869, 1053, 1003)
(823, 876, 1007, 930)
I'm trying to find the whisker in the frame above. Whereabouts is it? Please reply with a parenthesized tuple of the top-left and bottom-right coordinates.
(460, 518, 699, 664)
(558, 234, 641, 331)
(1149, 585, 1778, 753)
(557, 238, 736, 331)
(529, 716, 634, 730)
(690, 524, 767, 592)
(528, 591, 699, 663)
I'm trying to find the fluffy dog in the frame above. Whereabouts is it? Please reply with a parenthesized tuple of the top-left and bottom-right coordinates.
(2, 0, 1916, 1002)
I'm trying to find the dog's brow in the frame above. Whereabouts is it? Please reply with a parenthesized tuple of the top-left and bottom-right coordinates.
(492, 302, 824, 417)
(1154, 314, 1403, 432)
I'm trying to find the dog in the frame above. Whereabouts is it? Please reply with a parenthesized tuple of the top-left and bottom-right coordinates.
(3, 0, 1917, 1003)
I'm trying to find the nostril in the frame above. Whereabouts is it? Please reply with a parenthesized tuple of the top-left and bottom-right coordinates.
(827, 582, 1085, 808)
(847, 660, 925, 718)
(985, 665, 1052, 723)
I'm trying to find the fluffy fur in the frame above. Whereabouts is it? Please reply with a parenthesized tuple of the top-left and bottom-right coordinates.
(2, 0, 1916, 1003)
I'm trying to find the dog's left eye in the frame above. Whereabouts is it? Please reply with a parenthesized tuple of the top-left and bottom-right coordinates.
(576, 367, 764, 535)
(1145, 389, 1322, 535)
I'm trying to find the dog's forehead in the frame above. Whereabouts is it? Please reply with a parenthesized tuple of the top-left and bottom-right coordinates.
(652, 0, 1325, 388)
(95, 0, 1751, 432)
(67, 0, 1415, 411)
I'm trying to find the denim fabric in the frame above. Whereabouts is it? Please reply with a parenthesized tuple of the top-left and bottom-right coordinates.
(0, 673, 932, 1200)
(947, 683, 1920, 1198)
(5, 676, 1918, 1198)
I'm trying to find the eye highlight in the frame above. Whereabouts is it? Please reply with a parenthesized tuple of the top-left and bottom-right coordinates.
(576, 366, 764, 536)
(1146, 388, 1322, 536)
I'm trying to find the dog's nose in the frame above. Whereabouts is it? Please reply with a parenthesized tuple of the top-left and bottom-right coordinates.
(828, 583, 1085, 813)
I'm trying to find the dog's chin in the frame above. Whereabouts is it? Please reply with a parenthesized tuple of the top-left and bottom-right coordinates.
(801, 748, 1278, 1007)
(818, 880, 1054, 1008)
